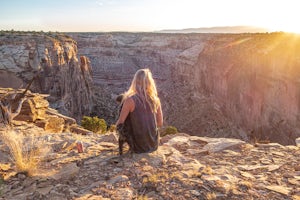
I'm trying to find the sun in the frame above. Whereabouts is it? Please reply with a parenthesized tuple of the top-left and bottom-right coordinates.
(281, 25, 300, 34)
(268, 23, 300, 34)
(262, 7, 300, 34)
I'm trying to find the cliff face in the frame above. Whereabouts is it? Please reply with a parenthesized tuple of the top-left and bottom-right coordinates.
(0, 32, 93, 120)
(70, 32, 300, 145)
(180, 33, 300, 145)
(2, 32, 298, 144)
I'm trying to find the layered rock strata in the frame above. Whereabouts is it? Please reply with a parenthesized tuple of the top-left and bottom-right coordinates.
(0, 88, 90, 134)
(70, 32, 300, 145)
(2, 31, 300, 145)
(0, 31, 94, 121)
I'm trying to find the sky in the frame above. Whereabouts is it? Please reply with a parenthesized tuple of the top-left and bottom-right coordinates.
(0, 0, 299, 32)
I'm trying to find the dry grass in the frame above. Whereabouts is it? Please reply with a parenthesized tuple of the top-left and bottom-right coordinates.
(137, 196, 148, 200)
(238, 180, 253, 192)
(199, 166, 214, 176)
(204, 192, 216, 200)
(0, 129, 49, 176)
(142, 172, 169, 186)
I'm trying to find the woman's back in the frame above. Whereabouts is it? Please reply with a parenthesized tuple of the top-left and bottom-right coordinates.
(128, 94, 158, 153)
(116, 68, 163, 153)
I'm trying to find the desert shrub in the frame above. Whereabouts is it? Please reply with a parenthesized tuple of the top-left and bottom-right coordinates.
(163, 126, 178, 136)
(81, 116, 107, 134)
(0, 130, 50, 176)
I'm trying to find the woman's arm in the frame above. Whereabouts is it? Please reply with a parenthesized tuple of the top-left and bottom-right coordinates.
(156, 104, 163, 127)
(116, 97, 134, 126)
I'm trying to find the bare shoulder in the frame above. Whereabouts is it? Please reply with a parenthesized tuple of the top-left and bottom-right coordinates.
(124, 96, 134, 104)
(123, 97, 135, 112)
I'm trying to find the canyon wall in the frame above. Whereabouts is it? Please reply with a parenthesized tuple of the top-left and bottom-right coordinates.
(192, 33, 300, 144)
(1, 31, 299, 144)
(70, 32, 300, 145)
(0, 31, 94, 120)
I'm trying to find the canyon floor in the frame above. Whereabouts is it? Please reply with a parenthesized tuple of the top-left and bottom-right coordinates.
(0, 121, 300, 200)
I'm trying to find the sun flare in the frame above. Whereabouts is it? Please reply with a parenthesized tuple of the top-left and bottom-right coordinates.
(267, 22, 300, 34)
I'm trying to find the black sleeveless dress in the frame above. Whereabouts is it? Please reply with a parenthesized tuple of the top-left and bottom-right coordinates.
(127, 94, 159, 153)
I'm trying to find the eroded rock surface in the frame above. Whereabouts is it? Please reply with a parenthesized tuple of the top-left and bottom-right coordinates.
(0, 124, 299, 200)
(70, 32, 300, 145)
(2, 31, 300, 145)
(0, 31, 94, 121)
(0, 88, 88, 135)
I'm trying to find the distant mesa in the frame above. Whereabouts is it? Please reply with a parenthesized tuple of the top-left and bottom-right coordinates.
(157, 26, 270, 33)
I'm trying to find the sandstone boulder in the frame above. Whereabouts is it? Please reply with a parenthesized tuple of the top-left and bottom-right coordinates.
(44, 115, 65, 133)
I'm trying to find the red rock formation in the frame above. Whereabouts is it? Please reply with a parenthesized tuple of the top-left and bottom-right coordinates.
(70, 32, 300, 145)
(191, 33, 300, 144)
(0, 31, 94, 121)
(2, 31, 299, 144)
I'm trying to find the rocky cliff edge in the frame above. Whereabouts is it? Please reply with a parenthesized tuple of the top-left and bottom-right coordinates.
(0, 90, 300, 200)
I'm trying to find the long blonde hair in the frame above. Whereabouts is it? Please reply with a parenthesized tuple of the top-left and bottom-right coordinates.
(123, 68, 160, 113)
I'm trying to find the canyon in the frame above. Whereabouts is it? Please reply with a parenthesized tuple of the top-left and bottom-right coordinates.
(1, 31, 300, 199)
(1, 31, 300, 145)
(70, 32, 300, 145)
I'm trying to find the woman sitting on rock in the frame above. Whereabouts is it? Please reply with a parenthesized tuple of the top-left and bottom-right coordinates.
(116, 68, 163, 153)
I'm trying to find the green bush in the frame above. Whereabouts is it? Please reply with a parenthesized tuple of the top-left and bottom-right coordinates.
(165, 126, 178, 135)
(160, 125, 178, 136)
(81, 116, 107, 134)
